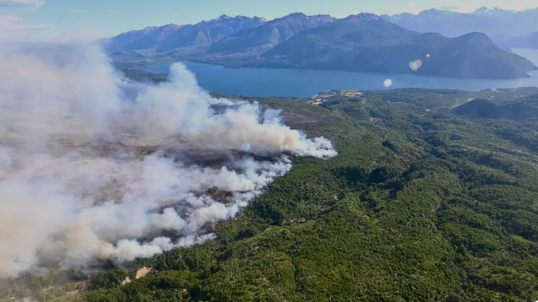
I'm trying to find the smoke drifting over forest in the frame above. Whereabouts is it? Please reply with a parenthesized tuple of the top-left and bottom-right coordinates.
(0, 43, 336, 279)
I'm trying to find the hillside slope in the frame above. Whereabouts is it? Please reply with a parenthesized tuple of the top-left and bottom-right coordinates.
(105, 15, 266, 53)
(257, 17, 537, 79)
(8, 87, 538, 302)
(206, 13, 335, 54)
(453, 94, 538, 119)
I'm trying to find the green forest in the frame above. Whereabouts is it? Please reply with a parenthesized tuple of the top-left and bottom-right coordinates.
(4, 87, 538, 302)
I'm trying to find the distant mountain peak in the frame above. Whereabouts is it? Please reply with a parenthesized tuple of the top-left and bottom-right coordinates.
(209, 14, 266, 22)
(473, 6, 513, 15)
(358, 12, 379, 18)
(457, 31, 491, 41)
(162, 24, 182, 29)
(307, 14, 335, 22)
(419, 8, 455, 16)
(106, 14, 266, 53)
(384, 6, 538, 37)
(344, 13, 381, 22)
(284, 12, 307, 18)
(266, 12, 310, 24)
(474, 6, 491, 13)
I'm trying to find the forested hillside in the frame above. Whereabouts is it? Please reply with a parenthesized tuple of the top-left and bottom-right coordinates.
(4, 87, 538, 302)
(260, 21, 536, 79)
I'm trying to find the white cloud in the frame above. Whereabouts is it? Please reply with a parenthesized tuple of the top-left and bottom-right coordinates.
(46, 23, 115, 43)
(0, 15, 52, 31)
(0, 15, 53, 43)
(0, 0, 43, 6)
(12, 22, 51, 30)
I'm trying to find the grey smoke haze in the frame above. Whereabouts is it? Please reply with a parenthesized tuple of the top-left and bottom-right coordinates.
(0, 43, 336, 279)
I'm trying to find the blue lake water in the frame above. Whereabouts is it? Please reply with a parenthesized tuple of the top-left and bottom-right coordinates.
(139, 48, 538, 98)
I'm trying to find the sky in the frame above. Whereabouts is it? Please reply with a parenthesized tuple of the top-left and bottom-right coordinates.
(1, 0, 537, 43)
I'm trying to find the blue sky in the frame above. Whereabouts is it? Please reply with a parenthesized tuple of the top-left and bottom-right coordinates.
(1, 0, 537, 42)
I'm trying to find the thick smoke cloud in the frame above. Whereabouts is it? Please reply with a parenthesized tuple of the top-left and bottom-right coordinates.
(0, 43, 336, 279)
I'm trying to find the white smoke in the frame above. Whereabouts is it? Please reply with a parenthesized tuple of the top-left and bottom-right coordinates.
(0, 43, 336, 279)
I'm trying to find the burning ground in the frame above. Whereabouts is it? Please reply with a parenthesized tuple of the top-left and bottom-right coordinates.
(0, 43, 336, 279)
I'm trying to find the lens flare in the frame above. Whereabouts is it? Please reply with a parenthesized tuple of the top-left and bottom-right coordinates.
(384, 79, 392, 87)
(426, 54, 431, 58)
(409, 59, 422, 71)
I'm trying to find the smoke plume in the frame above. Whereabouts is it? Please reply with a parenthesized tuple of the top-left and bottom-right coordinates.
(0, 43, 336, 278)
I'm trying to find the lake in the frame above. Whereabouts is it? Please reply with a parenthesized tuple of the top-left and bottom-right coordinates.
(138, 48, 538, 98)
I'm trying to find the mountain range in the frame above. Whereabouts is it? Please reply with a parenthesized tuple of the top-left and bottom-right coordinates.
(106, 11, 538, 79)
(106, 15, 266, 55)
(494, 32, 538, 49)
(382, 7, 538, 38)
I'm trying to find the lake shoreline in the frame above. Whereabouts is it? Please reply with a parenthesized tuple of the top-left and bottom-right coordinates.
(134, 48, 538, 98)
(131, 58, 534, 81)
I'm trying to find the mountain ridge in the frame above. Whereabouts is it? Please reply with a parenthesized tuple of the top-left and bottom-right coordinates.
(383, 7, 538, 37)
(105, 15, 267, 53)
(206, 13, 335, 54)
(106, 11, 537, 80)
(256, 23, 536, 79)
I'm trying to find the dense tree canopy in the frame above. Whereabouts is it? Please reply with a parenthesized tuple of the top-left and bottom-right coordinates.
(4, 88, 538, 302)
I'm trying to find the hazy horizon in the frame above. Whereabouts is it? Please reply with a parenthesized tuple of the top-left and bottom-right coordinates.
(1, 0, 537, 43)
